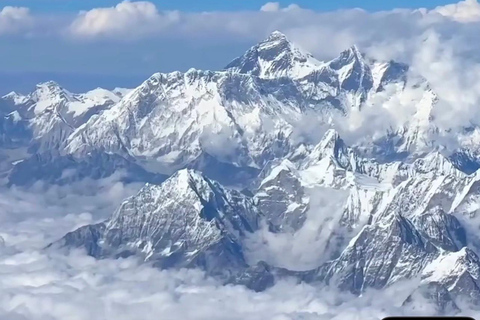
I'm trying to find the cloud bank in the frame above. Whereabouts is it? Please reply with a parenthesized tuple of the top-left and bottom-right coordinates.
(433, 0, 480, 22)
(0, 177, 459, 320)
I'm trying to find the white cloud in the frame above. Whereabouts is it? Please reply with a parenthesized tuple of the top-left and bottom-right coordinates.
(0, 191, 448, 320)
(245, 187, 349, 270)
(69, 1, 179, 39)
(433, 0, 480, 22)
(0, 168, 458, 320)
(0, 6, 33, 35)
(260, 2, 281, 12)
(260, 2, 301, 12)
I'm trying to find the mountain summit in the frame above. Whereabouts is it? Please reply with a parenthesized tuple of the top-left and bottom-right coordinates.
(225, 31, 323, 79)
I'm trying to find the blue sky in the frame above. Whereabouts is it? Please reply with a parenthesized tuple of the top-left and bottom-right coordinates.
(2, 0, 460, 13)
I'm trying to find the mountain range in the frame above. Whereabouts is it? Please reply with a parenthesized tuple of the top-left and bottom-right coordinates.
(4, 31, 480, 313)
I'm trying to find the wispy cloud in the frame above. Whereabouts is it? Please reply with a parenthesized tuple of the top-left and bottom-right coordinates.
(0, 6, 33, 35)
(260, 2, 302, 13)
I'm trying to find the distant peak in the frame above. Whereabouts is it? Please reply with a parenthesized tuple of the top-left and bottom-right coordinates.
(265, 30, 288, 41)
(338, 45, 363, 62)
(170, 168, 208, 186)
(29, 80, 74, 109)
(330, 45, 365, 74)
(319, 129, 342, 147)
(34, 81, 67, 96)
(347, 44, 361, 55)
(36, 80, 61, 89)
(224, 30, 321, 79)
(2, 91, 20, 99)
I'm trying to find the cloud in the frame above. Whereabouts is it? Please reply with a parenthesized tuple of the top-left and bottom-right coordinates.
(0, 6, 33, 35)
(245, 187, 349, 271)
(0, 184, 452, 320)
(69, 1, 179, 39)
(0, 163, 458, 320)
(260, 2, 301, 12)
(433, 0, 480, 22)
(260, 2, 281, 12)
(0, 173, 142, 236)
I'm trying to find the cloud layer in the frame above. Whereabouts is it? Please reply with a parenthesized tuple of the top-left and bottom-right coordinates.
(433, 0, 480, 22)
(0, 177, 456, 320)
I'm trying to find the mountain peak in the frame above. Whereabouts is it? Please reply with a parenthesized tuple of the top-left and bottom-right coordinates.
(224, 30, 321, 79)
(302, 129, 353, 172)
(329, 45, 365, 70)
(327, 45, 374, 95)
(171, 168, 206, 185)
(1, 91, 28, 106)
(346, 44, 361, 57)
(36, 80, 62, 90)
(33, 81, 69, 98)
(30, 81, 73, 112)
(342, 45, 363, 61)
(265, 30, 288, 41)
(316, 129, 343, 154)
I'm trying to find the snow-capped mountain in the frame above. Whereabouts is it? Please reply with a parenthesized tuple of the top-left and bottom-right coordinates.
(225, 30, 323, 79)
(54, 169, 273, 291)
(0, 31, 445, 187)
(0, 82, 140, 183)
(56, 129, 480, 310)
(250, 129, 480, 309)
(35, 32, 426, 187)
(11, 81, 122, 151)
(4, 30, 480, 313)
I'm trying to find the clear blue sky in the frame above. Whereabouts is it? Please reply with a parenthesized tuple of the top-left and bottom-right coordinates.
(2, 0, 460, 12)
